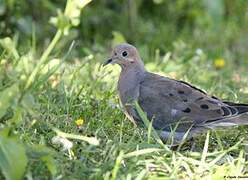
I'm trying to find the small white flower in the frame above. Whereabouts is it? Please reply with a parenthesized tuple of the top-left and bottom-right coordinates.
(52, 136, 73, 151)
(196, 48, 203, 55)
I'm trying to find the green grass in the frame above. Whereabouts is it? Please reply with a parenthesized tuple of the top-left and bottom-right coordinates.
(1, 0, 248, 179)
(1, 36, 248, 179)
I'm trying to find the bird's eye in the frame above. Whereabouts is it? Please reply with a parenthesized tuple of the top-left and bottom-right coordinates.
(122, 51, 128, 57)
(114, 52, 117, 56)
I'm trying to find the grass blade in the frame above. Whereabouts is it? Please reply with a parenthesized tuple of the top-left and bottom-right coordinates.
(111, 151, 124, 180)
(53, 128, 99, 146)
(134, 101, 170, 152)
(123, 148, 164, 158)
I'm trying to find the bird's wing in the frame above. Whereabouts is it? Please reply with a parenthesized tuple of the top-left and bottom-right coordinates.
(138, 72, 244, 132)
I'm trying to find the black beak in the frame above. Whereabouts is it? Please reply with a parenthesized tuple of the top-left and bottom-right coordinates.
(102, 58, 112, 67)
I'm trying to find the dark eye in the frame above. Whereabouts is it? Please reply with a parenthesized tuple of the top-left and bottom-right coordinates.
(122, 51, 128, 57)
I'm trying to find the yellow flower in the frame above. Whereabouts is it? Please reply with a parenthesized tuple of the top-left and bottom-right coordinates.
(214, 58, 225, 69)
(75, 118, 84, 126)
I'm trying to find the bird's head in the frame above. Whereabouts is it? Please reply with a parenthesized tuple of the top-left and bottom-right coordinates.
(103, 43, 144, 69)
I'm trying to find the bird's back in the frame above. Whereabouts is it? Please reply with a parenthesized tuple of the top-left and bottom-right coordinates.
(138, 72, 248, 141)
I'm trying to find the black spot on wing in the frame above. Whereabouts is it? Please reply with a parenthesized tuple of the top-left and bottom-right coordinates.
(182, 108, 191, 113)
(200, 104, 209, 109)
(178, 90, 184, 94)
(196, 97, 204, 101)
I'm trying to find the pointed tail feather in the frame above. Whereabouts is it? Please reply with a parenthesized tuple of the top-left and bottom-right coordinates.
(224, 101, 248, 114)
(206, 112, 248, 128)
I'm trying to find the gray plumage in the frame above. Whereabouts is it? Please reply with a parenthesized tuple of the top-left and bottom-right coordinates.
(103, 43, 248, 143)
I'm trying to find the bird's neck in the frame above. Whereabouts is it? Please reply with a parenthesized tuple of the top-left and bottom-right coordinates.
(118, 64, 146, 104)
(119, 63, 146, 86)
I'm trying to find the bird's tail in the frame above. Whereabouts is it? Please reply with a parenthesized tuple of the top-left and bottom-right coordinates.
(206, 103, 248, 128)
(225, 102, 248, 114)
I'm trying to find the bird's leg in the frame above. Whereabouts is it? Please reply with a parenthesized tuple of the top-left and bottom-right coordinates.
(170, 144, 179, 151)
(189, 137, 196, 151)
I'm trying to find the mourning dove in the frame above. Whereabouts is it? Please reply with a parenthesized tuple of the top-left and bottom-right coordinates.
(103, 43, 248, 143)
